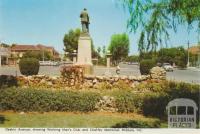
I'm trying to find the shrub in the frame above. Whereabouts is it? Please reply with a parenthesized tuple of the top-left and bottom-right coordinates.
(141, 93, 169, 118)
(60, 65, 84, 86)
(112, 90, 143, 113)
(19, 58, 39, 76)
(137, 81, 199, 119)
(176, 60, 186, 68)
(135, 80, 167, 92)
(0, 88, 101, 112)
(113, 80, 131, 90)
(96, 82, 112, 90)
(0, 75, 18, 88)
(139, 59, 156, 75)
(108, 81, 199, 116)
(166, 81, 200, 108)
(112, 119, 161, 128)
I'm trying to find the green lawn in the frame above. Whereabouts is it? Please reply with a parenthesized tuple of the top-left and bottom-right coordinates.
(0, 112, 166, 128)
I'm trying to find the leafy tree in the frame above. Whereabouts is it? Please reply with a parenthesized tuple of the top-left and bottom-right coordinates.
(92, 48, 100, 59)
(174, 47, 187, 68)
(97, 47, 101, 56)
(139, 47, 188, 68)
(0, 43, 9, 48)
(125, 55, 139, 62)
(139, 51, 157, 61)
(93, 47, 102, 65)
(90, 40, 100, 59)
(63, 28, 97, 60)
(157, 47, 187, 68)
(119, 0, 200, 52)
(102, 45, 106, 57)
(97, 46, 106, 65)
(190, 53, 198, 66)
(63, 28, 81, 59)
(157, 48, 177, 64)
(108, 33, 130, 64)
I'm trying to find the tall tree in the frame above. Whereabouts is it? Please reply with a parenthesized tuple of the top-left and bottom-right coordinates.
(157, 47, 187, 68)
(97, 47, 101, 56)
(119, 0, 200, 53)
(63, 28, 81, 59)
(91, 44, 100, 59)
(63, 28, 97, 59)
(108, 33, 130, 64)
(125, 55, 139, 62)
(102, 45, 106, 57)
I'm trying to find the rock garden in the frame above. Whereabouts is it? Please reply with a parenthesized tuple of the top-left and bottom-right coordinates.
(0, 64, 199, 128)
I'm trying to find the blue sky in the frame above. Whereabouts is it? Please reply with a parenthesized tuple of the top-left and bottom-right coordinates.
(0, 0, 199, 54)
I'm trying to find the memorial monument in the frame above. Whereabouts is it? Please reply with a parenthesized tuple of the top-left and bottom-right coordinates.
(76, 8, 93, 74)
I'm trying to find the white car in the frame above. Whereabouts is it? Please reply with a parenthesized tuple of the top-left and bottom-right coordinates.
(163, 63, 173, 72)
(128, 62, 139, 65)
(39, 61, 59, 66)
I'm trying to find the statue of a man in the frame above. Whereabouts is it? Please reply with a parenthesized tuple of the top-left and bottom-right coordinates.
(80, 8, 90, 33)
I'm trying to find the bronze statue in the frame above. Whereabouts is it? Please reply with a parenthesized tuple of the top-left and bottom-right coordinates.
(80, 8, 90, 33)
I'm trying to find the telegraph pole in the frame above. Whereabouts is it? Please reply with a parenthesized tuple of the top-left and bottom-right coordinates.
(0, 51, 1, 68)
(42, 49, 44, 62)
(198, 31, 200, 68)
(187, 41, 190, 68)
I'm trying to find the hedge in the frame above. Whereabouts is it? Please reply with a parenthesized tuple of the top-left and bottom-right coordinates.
(0, 75, 18, 88)
(112, 90, 143, 113)
(141, 93, 170, 118)
(140, 82, 199, 118)
(0, 81, 198, 119)
(111, 81, 199, 119)
(0, 88, 101, 112)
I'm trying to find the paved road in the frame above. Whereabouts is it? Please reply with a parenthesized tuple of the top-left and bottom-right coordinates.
(166, 69, 200, 84)
(0, 64, 199, 84)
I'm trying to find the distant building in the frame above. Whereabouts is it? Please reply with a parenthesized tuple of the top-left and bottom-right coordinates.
(11, 45, 40, 58)
(0, 47, 10, 66)
(10, 44, 60, 61)
(36, 44, 60, 60)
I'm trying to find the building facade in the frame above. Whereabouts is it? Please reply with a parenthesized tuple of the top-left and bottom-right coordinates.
(0, 44, 60, 65)
(0, 47, 10, 66)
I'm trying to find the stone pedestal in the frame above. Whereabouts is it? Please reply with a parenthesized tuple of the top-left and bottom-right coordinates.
(78, 64, 93, 75)
(72, 50, 77, 64)
(104, 51, 112, 76)
(76, 34, 93, 74)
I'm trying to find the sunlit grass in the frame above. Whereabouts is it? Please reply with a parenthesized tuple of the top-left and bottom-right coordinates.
(0, 112, 166, 128)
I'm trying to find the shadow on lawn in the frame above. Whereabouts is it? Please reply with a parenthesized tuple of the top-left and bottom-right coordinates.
(111, 120, 161, 128)
(0, 115, 7, 124)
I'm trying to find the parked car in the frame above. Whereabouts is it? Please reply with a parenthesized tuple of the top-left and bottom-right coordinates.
(162, 63, 173, 72)
(60, 61, 73, 65)
(39, 61, 60, 66)
(128, 62, 139, 65)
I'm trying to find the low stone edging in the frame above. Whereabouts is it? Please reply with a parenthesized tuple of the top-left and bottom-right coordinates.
(15, 66, 166, 89)
(17, 74, 151, 88)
